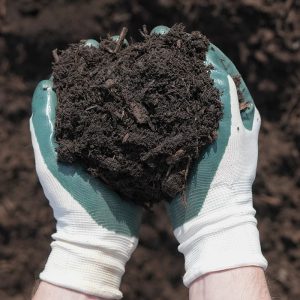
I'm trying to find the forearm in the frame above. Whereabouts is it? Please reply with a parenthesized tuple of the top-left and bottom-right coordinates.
(189, 267, 271, 300)
(33, 281, 110, 300)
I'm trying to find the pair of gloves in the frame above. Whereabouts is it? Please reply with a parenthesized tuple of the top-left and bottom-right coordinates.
(30, 25, 267, 299)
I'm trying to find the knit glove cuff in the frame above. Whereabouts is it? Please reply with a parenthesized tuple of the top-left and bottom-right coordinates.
(40, 235, 137, 299)
(180, 221, 267, 287)
(174, 191, 268, 287)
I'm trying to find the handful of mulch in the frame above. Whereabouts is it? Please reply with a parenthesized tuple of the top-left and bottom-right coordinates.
(53, 24, 222, 207)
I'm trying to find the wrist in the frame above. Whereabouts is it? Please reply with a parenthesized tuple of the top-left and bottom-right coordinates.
(33, 281, 109, 300)
(189, 266, 271, 300)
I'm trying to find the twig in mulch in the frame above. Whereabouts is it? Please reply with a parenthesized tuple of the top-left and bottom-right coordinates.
(139, 25, 149, 38)
(52, 49, 59, 63)
(114, 27, 128, 53)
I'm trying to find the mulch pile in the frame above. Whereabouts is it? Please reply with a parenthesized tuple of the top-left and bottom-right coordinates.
(53, 24, 222, 206)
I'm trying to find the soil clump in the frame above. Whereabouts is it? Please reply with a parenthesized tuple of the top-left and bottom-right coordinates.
(53, 24, 222, 206)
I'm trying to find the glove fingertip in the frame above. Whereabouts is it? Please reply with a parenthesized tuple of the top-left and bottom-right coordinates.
(150, 25, 170, 35)
(84, 39, 100, 48)
(32, 79, 56, 116)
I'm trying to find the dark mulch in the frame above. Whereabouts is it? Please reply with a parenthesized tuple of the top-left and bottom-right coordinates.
(53, 24, 222, 206)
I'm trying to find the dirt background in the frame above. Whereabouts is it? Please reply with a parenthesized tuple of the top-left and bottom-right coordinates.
(0, 0, 299, 299)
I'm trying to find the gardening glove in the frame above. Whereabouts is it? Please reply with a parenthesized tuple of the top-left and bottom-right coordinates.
(30, 39, 142, 299)
(151, 26, 268, 287)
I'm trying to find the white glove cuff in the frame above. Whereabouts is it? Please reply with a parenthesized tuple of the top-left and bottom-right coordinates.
(179, 221, 268, 287)
(40, 238, 137, 299)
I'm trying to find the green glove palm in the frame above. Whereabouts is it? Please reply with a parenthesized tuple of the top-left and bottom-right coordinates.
(152, 25, 267, 286)
(168, 42, 257, 227)
(30, 40, 142, 299)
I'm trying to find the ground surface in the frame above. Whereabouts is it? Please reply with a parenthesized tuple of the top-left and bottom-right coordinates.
(0, 1, 299, 299)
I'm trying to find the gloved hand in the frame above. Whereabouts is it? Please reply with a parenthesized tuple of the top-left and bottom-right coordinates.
(151, 26, 268, 287)
(30, 39, 142, 299)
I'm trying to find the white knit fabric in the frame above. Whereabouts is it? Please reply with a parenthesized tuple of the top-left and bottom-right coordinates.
(30, 120, 138, 299)
(174, 75, 268, 287)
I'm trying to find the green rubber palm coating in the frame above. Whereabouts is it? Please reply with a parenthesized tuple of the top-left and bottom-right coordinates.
(206, 44, 255, 130)
(167, 63, 231, 228)
(31, 80, 141, 236)
(156, 25, 257, 228)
